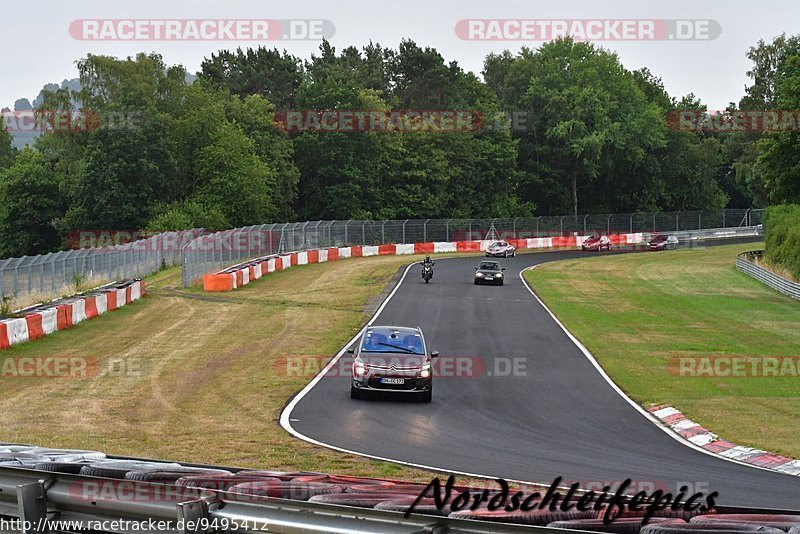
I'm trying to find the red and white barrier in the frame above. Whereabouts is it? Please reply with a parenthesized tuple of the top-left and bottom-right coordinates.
(202, 234, 649, 292)
(0, 281, 146, 351)
(649, 405, 800, 476)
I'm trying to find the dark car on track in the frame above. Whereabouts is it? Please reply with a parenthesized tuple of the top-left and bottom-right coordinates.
(647, 234, 679, 250)
(349, 326, 438, 402)
(474, 260, 505, 285)
(485, 240, 516, 257)
(581, 235, 613, 251)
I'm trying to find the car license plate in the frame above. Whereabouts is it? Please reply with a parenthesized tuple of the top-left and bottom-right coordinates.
(484, 276, 493, 280)
(381, 378, 404, 385)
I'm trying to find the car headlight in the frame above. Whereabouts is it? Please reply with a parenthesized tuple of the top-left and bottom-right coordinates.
(353, 360, 366, 378)
(496, 272, 503, 278)
(418, 363, 431, 378)
(476, 272, 484, 277)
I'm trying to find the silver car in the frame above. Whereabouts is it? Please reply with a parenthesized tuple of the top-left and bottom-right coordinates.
(485, 240, 516, 257)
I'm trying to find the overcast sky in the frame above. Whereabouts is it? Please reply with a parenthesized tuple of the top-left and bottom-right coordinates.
(2, 0, 797, 110)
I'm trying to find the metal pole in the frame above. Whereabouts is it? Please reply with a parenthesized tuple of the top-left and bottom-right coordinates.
(583, 215, 588, 235)
(630, 214, 633, 234)
(402, 219, 408, 243)
(423, 219, 429, 242)
(607, 214, 611, 235)
(446, 219, 451, 242)
(537, 216, 541, 237)
(381, 220, 386, 244)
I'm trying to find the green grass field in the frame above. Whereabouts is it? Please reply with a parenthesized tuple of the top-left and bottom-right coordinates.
(525, 242, 800, 458)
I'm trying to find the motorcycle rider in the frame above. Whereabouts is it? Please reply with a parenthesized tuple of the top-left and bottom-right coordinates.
(422, 255, 435, 279)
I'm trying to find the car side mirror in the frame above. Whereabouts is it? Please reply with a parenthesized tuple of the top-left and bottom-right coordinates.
(475, 267, 478, 270)
(346, 348, 355, 354)
(430, 351, 439, 358)
(501, 268, 506, 271)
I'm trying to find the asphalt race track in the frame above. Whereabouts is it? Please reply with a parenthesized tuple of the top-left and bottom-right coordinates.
(286, 238, 800, 509)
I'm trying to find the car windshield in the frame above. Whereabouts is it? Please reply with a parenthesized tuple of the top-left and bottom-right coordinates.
(652, 235, 668, 242)
(479, 262, 500, 270)
(490, 241, 505, 247)
(361, 329, 424, 354)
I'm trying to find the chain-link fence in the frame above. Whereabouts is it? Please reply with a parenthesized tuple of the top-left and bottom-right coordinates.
(181, 209, 764, 287)
(0, 230, 204, 305)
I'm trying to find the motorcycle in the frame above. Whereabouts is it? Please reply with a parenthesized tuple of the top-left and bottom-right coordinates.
(422, 264, 433, 283)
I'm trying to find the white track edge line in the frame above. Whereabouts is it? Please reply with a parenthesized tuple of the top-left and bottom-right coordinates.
(518, 263, 797, 478)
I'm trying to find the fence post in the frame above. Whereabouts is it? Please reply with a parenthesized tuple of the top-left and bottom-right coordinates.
(560, 216, 564, 236)
(423, 219, 429, 242)
(381, 220, 386, 244)
(362, 222, 366, 245)
(630, 214, 633, 234)
(583, 215, 588, 235)
(699, 211, 702, 230)
(607, 214, 612, 235)
(537, 216, 541, 237)
(723, 210, 726, 228)
(402, 219, 408, 243)
(446, 219, 451, 242)
(676, 212, 679, 231)
(513, 217, 518, 237)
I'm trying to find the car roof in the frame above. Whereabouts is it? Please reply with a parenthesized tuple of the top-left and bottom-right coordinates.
(365, 326, 422, 335)
(479, 260, 501, 268)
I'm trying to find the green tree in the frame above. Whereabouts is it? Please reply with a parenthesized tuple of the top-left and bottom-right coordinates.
(0, 148, 64, 256)
(0, 116, 14, 169)
(508, 38, 665, 216)
(755, 36, 800, 204)
(64, 123, 178, 231)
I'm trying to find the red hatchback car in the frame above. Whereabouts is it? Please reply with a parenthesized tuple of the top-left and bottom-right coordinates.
(581, 235, 613, 251)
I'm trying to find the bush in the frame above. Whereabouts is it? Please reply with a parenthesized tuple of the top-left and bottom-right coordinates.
(764, 204, 800, 280)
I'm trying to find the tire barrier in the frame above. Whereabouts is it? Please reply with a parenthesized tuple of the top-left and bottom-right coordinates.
(691, 515, 800, 531)
(640, 524, 785, 534)
(447, 507, 594, 524)
(228, 480, 344, 501)
(1, 443, 798, 531)
(0, 279, 146, 351)
(649, 406, 800, 477)
(308, 492, 413, 508)
(201, 234, 649, 292)
(374, 497, 449, 516)
(548, 518, 688, 534)
(593, 506, 717, 521)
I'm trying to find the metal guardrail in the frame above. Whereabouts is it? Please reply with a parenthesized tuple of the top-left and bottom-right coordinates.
(736, 251, 800, 300)
(0, 465, 563, 534)
(180, 209, 764, 287)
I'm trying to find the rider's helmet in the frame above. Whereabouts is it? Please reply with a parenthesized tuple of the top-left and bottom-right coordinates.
(425, 255, 431, 262)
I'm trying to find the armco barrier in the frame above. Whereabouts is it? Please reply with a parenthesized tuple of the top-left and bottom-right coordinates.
(202, 227, 762, 292)
(737, 251, 800, 300)
(0, 280, 146, 350)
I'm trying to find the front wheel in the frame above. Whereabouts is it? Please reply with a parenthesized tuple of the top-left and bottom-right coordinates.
(350, 385, 361, 399)
(424, 278, 430, 284)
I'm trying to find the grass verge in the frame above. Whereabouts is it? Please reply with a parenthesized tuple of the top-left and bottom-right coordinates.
(0, 256, 448, 480)
(524, 242, 800, 458)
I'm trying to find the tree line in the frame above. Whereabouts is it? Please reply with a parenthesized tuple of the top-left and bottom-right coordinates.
(0, 35, 798, 258)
